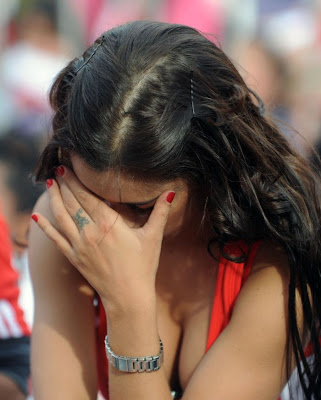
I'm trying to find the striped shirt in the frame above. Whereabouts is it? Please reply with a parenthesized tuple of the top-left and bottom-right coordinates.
(0, 209, 30, 338)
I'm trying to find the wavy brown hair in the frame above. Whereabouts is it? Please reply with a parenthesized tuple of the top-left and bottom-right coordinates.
(35, 21, 321, 398)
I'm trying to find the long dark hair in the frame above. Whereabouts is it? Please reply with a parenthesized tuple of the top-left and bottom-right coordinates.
(35, 21, 321, 398)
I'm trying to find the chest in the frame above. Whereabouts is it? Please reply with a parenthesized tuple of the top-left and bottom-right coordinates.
(155, 249, 218, 392)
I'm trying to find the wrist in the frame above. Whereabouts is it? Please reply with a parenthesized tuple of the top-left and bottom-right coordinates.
(101, 288, 157, 319)
(106, 308, 159, 358)
(106, 300, 157, 330)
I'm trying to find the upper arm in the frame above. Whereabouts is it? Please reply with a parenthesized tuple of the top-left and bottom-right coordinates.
(29, 192, 98, 399)
(183, 242, 298, 400)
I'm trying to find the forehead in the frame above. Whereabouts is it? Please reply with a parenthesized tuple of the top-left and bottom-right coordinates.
(70, 155, 184, 202)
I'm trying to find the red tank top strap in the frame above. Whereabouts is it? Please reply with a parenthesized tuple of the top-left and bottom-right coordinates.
(206, 240, 262, 352)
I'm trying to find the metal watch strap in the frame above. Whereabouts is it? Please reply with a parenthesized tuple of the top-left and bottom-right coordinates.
(105, 335, 164, 373)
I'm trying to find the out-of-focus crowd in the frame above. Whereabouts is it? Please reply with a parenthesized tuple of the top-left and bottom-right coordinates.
(0, 1, 320, 399)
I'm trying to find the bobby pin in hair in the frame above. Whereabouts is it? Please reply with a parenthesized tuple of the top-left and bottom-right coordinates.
(190, 70, 196, 118)
(75, 35, 105, 74)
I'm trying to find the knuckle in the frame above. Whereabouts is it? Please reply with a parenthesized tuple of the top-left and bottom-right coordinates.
(68, 252, 79, 267)
(101, 223, 112, 237)
(76, 190, 88, 204)
(71, 240, 82, 254)
(148, 229, 160, 242)
(159, 209, 168, 220)
(53, 207, 66, 222)
(62, 197, 75, 210)
(155, 209, 167, 224)
(43, 226, 57, 243)
(72, 242, 86, 260)
(42, 224, 51, 237)
(80, 228, 96, 245)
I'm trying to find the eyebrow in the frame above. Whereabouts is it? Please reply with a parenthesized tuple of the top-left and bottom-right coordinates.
(123, 196, 159, 206)
(89, 187, 160, 206)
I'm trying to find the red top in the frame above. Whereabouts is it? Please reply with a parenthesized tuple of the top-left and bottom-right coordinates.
(0, 208, 30, 338)
(95, 240, 261, 399)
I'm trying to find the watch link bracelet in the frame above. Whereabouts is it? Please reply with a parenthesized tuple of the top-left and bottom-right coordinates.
(105, 335, 164, 373)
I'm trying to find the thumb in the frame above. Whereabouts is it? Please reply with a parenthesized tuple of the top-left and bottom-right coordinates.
(144, 191, 176, 238)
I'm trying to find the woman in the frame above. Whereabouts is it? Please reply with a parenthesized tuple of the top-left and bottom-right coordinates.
(29, 21, 321, 399)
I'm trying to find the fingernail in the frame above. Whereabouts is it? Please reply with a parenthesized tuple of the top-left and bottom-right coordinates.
(46, 179, 53, 189)
(31, 214, 38, 223)
(166, 192, 176, 204)
(56, 166, 65, 176)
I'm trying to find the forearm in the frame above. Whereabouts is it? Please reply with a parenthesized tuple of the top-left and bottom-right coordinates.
(31, 325, 97, 400)
(105, 297, 172, 400)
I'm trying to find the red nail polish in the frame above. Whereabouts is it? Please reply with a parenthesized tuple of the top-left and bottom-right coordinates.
(166, 192, 176, 204)
(56, 166, 65, 176)
(46, 179, 53, 189)
(31, 214, 38, 223)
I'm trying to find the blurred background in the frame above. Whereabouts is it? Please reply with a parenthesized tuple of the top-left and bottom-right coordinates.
(0, 0, 320, 398)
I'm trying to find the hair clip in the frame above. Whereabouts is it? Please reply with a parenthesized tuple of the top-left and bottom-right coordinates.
(190, 70, 196, 118)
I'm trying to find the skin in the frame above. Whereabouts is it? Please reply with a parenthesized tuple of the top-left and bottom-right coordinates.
(0, 374, 26, 400)
(0, 163, 30, 256)
(29, 155, 304, 400)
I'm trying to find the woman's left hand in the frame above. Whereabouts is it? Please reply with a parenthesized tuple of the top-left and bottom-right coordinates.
(32, 166, 175, 310)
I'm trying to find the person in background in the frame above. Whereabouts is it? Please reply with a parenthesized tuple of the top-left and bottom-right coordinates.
(0, 1, 70, 138)
(0, 131, 44, 327)
(0, 207, 31, 400)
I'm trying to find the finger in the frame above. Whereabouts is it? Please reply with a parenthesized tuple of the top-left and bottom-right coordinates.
(144, 191, 175, 238)
(55, 165, 119, 225)
(55, 165, 104, 219)
(54, 173, 94, 231)
(31, 212, 73, 259)
(46, 178, 81, 241)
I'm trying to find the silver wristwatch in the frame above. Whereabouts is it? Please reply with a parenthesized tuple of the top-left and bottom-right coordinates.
(105, 335, 164, 372)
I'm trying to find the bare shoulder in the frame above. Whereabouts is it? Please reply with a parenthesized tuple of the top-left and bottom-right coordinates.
(230, 240, 291, 336)
(251, 239, 290, 275)
(230, 240, 291, 337)
(33, 189, 52, 217)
